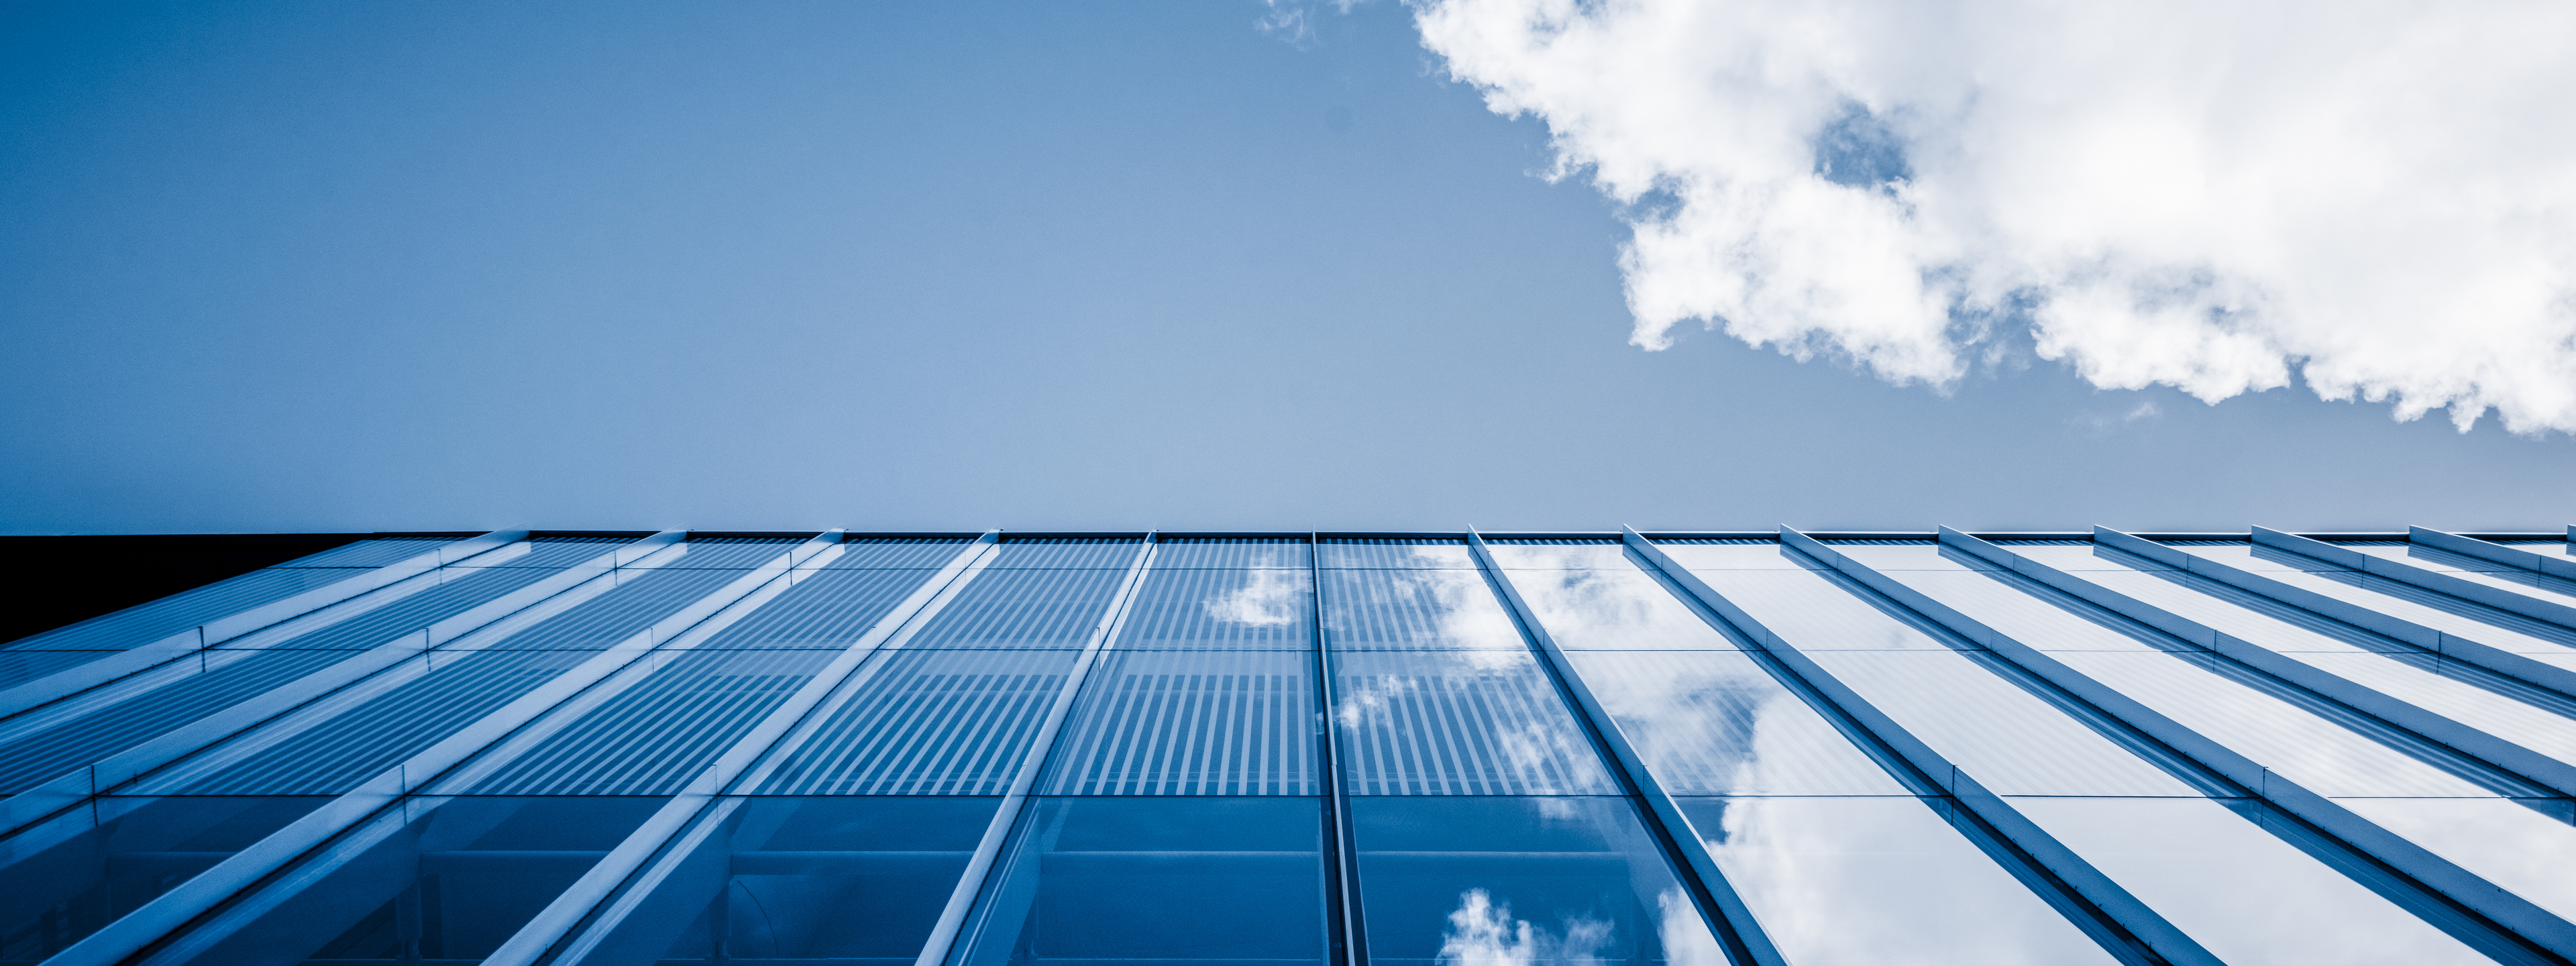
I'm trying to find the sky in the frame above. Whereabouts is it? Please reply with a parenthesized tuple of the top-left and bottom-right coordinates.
(1, 1, 2569, 535)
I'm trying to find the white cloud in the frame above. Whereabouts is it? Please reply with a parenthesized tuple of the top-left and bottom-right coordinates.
(1403, 0, 2576, 433)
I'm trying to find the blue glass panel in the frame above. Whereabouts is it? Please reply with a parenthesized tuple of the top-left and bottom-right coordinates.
(1155, 537, 1313, 569)
(464, 649, 838, 794)
(1334, 650, 1615, 796)
(1320, 569, 1524, 651)
(472, 565, 747, 650)
(698, 569, 945, 649)
(217, 563, 569, 650)
(1674, 797, 2115, 964)
(1483, 539, 1638, 570)
(958, 797, 1328, 966)
(0, 796, 330, 961)
(1564, 651, 1903, 795)
(1348, 796, 1720, 966)
(3, 567, 370, 652)
(1652, 541, 1825, 572)
(162, 797, 668, 965)
(660, 537, 808, 570)
(904, 569, 1129, 649)
(1505, 564, 1746, 651)
(451, 535, 639, 569)
(757, 649, 1079, 795)
(272, 537, 458, 569)
(0, 650, 116, 689)
(1042, 650, 1320, 795)
(147, 648, 597, 795)
(1118, 568, 1313, 649)
(2011, 797, 2491, 964)
(0, 648, 351, 794)
(987, 538, 1143, 569)
(820, 535, 976, 570)
(2181, 543, 2576, 655)
(2351, 542, 2576, 601)
(650, 797, 1000, 963)
(1317, 538, 1476, 570)
(2338, 797, 2576, 921)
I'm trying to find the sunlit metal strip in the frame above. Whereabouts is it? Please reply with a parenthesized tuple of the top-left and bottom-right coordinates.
(0, 531, 684, 842)
(1311, 533, 1366, 966)
(1790, 527, 2576, 963)
(0, 529, 525, 719)
(1621, 527, 2219, 966)
(921, 533, 1160, 966)
(468, 532, 1002, 966)
(2408, 527, 2576, 583)
(1466, 529, 1785, 966)
(40, 531, 835, 966)
(1949, 527, 2576, 796)
(2249, 527, 2576, 632)
(2102, 527, 2576, 699)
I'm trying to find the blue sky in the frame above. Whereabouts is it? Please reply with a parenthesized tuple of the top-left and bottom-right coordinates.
(3, 1, 2569, 535)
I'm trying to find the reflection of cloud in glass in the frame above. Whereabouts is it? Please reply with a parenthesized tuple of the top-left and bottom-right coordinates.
(1333, 651, 1615, 794)
(1655, 888, 1727, 966)
(1690, 797, 2116, 964)
(1322, 568, 1525, 650)
(1568, 651, 1902, 796)
(1205, 568, 1303, 627)
(1507, 564, 1733, 651)
(1436, 890, 1612, 966)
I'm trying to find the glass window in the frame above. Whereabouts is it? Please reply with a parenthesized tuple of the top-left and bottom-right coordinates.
(956, 797, 1328, 966)
(1043, 650, 1320, 796)
(1505, 562, 1748, 651)
(1348, 796, 1721, 966)
(1564, 651, 1903, 796)
(0, 796, 331, 961)
(1334, 649, 1615, 796)
(1320, 570, 1523, 651)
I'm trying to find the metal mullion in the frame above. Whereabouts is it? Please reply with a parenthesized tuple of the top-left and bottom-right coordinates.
(1792, 527, 2576, 964)
(916, 535, 1162, 966)
(1466, 531, 1779, 965)
(1620, 527, 2216, 966)
(2409, 527, 2576, 583)
(1947, 527, 2576, 798)
(2251, 527, 2576, 633)
(1311, 535, 1368, 966)
(482, 533, 1001, 966)
(53, 530, 839, 966)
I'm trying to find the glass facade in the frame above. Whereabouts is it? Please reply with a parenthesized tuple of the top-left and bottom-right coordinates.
(2, 526, 2573, 966)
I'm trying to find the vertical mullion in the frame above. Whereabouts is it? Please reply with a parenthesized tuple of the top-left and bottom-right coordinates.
(1313, 535, 1368, 966)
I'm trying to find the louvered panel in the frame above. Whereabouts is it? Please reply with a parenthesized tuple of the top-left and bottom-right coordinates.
(0, 651, 114, 690)
(468, 650, 835, 794)
(462, 535, 641, 569)
(663, 537, 806, 569)
(219, 564, 566, 650)
(904, 568, 1126, 649)
(168, 649, 593, 795)
(822, 536, 976, 570)
(757, 649, 1078, 795)
(1318, 568, 1523, 650)
(3, 567, 370, 653)
(1332, 649, 1615, 795)
(474, 566, 748, 651)
(697, 570, 943, 649)
(1152, 537, 1311, 569)
(0, 648, 354, 793)
(1042, 651, 1318, 796)
(987, 538, 1143, 569)
(1316, 538, 1475, 569)
(272, 537, 458, 569)
(1116, 568, 1311, 649)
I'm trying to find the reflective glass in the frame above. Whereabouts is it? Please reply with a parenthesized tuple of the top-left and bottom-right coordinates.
(1155, 537, 1313, 569)
(1674, 797, 2116, 965)
(1831, 542, 2004, 572)
(2347, 543, 2576, 602)
(645, 797, 1000, 963)
(1317, 539, 1477, 570)
(1333, 650, 1615, 796)
(1119, 568, 1313, 649)
(1651, 541, 1826, 572)
(2010, 797, 2492, 965)
(0, 648, 351, 794)
(1506, 564, 1749, 651)
(1484, 540, 1640, 570)
(2, 566, 370, 653)
(957, 797, 1328, 966)
(756, 648, 1081, 795)
(0, 796, 329, 961)
(470, 564, 747, 651)
(216, 562, 570, 651)
(1348, 796, 1721, 966)
(1842, 545, 2166, 653)
(2176, 543, 2576, 656)
(659, 538, 807, 569)
(902, 568, 1130, 649)
(270, 536, 461, 569)
(456, 649, 838, 794)
(1565, 651, 1900, 795)
(1044, 650, 1320, 796)
(696, 569, 946, 649)
(1320, 569, 1524, 651)
(2337, 797, 2576, 921)
(987, 538, 1144, 569)
(1688, 570, 1956, 651)
(448, 535, 641, 569)
(819, 536, 976, 570)
(150, 797, 666, 965)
